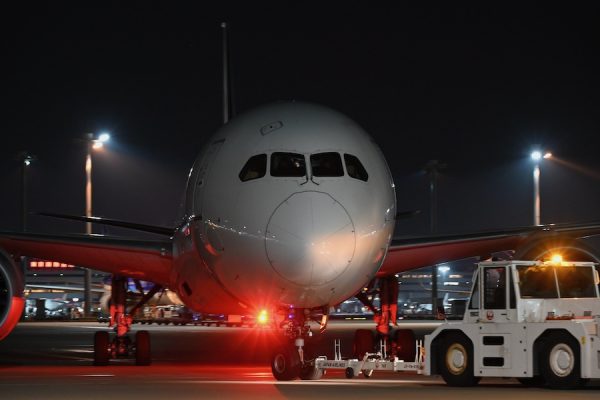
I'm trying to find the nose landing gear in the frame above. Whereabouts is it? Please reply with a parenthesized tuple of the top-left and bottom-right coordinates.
(270, 308, 326, 381)
(93, 275, 159, 366)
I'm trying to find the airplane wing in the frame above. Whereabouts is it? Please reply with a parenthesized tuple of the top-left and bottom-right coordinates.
(0, 232, 173, 286)
(377, 222, 600, 277)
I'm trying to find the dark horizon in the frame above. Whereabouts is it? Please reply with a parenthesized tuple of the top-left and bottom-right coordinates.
(2, 3, 599, 237)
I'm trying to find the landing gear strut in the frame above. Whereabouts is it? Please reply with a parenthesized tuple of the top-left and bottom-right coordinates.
(93, 274, 158, 366)
(355, 276, 405, 360)
(270, 308, 326, 381)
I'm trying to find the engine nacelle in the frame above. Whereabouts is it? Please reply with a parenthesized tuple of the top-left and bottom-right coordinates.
(0, 249, 24, 340)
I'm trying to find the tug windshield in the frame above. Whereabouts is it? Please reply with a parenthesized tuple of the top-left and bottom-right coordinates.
(517, 265, 598, 299)
(517, 266, 558, 298)
(556, 267, 597, 298)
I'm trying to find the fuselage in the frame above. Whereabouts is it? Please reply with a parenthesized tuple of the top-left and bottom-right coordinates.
(172, 102, 396, 314)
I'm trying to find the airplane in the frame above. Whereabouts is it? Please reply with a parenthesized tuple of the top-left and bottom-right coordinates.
(2, 23, 600, 380)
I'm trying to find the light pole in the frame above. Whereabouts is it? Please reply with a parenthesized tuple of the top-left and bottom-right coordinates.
(18, 152, 36, 232)
(17, 152, 35, 278)
(530, 150, 552, 226)
(83, 132, 110, 317)
(425, 160, 446, 318)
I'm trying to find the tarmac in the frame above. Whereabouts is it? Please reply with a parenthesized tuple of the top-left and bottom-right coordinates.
(1, 320, 600, 399)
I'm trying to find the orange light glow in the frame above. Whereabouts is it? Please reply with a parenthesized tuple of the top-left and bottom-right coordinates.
(257, 309, 268, 325)
(551, 254, 563, 264)
(29, 259, 75, 269)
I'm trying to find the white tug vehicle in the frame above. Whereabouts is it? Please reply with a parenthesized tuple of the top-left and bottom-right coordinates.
(316, 258, 600, 389)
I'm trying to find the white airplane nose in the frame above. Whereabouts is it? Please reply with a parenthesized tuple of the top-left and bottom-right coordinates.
(265, 192, 356, 286)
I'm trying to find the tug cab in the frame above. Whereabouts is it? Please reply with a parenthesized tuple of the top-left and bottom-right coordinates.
(426, 259, 600, 389)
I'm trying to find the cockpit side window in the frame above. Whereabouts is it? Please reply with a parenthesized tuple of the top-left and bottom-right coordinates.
(239, 154, 267, 182)
(344, 154, 368, 181)
(310, 152, 344, 177)
(270, 152, 306, 177)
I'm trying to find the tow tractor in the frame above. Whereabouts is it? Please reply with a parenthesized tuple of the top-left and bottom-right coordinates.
(314, 259, 600, 389)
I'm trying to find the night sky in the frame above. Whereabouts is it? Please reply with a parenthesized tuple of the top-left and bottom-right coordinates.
(2, 3, 600, 238)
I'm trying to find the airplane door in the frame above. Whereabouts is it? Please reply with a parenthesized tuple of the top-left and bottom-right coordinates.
(192, 139, 225, 217)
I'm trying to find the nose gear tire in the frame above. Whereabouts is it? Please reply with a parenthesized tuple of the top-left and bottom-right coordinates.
(271, 344, 301, 381)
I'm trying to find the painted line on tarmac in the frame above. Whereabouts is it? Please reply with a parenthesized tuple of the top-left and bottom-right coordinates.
(167, 379, 429, 386)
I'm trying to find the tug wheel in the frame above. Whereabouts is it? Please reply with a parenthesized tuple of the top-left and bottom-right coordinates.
(439, 333, 479, 387)
(539, 333, 586, 389)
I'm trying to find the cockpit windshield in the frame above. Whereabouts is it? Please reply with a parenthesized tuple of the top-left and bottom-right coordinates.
(270, 152, 306, 177)
(310, 152, 344, 177)
(344, 154, 368, 181)
(241, 151, 369, 181)
(239, 154, 267, 182)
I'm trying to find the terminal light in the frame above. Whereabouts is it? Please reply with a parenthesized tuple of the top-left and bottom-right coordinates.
(23, 154, 35, 166)
(543, 152, 552, 159)
(531, 151, 542, 161)
(29, 259, 75, 269)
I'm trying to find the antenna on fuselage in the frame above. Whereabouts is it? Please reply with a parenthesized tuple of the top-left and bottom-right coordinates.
(221, 22, 235, 124)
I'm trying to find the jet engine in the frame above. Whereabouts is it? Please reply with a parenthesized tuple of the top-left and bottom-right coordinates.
(0, 249, 24, 340)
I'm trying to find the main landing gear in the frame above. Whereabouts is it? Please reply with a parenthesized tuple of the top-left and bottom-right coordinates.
(353, 276, 416, 362)
(93, 275, 161, 366)
(270, 308, 326, 381)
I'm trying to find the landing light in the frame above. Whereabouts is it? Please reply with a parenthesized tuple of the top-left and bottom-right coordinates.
(550, 254, 563, 264)
(257, 309, 268, 325)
